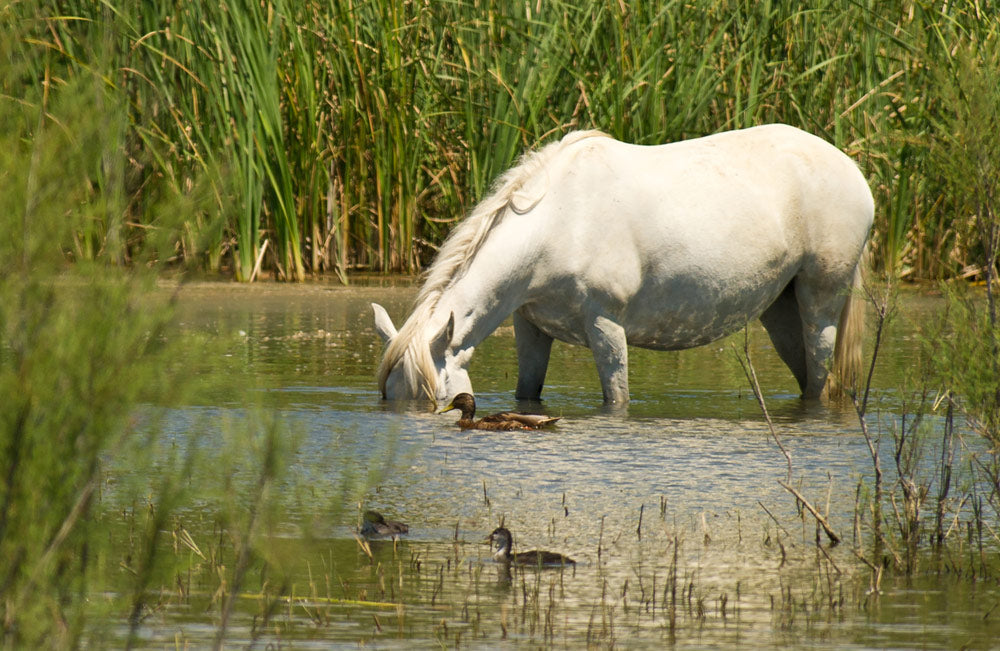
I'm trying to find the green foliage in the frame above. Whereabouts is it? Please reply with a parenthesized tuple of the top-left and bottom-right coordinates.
(920, 22, 1000, 442)
(0, 63, 326, 651)
(0, 69, 174, 647)
(927, 27, 1000, 283)
(0, 20, 306, 645)
(0, 19, 390, 643)
(0, 274, 166, 646)
(927, 285, 1000, 442)
(4, 0, 999, 280)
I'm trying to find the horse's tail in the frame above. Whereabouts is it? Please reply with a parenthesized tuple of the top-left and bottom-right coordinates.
(828, 247, 868, 398)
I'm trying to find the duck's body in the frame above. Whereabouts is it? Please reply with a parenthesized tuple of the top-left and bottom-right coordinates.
(488, 526, 575, 566)
(441, 393, 560, 430)
(360, 510, 408, 537)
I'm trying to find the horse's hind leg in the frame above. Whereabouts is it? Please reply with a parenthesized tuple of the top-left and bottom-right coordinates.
(759, 281, 808, 394)
(514, 311, 553, 401)
(795, 276, 852, 399)
(584, 314, 629, 405)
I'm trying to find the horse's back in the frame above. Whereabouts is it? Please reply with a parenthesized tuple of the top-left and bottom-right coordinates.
(539, 124, 872, 276)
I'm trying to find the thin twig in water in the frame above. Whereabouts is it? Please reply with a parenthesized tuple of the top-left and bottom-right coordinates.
(815, 538, 842, 575)
(757, 500, 793, 539)
(737, 329, 843, 545)
(778, 480, 842, 545)
(636, 503, 644, 541)
(853, 549, 884, 596)
(857, 275, 894, 418)
(851, 277, 894, 567)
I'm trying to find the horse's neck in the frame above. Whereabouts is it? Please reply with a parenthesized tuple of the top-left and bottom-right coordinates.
(432, 261, 529, 351)
(420, 199, 543, 351)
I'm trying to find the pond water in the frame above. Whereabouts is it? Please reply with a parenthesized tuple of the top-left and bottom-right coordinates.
(113, 281, 998, 648)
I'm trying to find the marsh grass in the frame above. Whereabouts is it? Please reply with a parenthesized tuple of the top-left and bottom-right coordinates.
(842, 23, 1000, 579)
(0, 28, 343, 647)
(6, 1, 999, 280)
(734, 266, 999, 612)
(849, 303, 993, 581)
(0, 78, 179, 649)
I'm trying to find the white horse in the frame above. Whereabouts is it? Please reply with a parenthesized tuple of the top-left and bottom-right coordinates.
(373, 124, 873, 406)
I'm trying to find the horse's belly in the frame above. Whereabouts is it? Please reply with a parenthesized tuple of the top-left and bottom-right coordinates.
(624, 274, 790, 348)
(622, 309, 750, 350)
(521, 280, 783, 352)
(522, 306, 751, 350)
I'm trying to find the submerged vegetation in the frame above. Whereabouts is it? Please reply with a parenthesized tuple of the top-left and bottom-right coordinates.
(3, 0, 999, 280)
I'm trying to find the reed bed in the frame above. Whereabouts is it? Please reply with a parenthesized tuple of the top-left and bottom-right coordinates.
(5, 0, 998, 280)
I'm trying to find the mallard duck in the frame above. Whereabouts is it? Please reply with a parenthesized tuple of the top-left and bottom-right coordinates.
(360, 510, 408, 537)
(440, 393, 560, 430)
(488, 526, 575, 566)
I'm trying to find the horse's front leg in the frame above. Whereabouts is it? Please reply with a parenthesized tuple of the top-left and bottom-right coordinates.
(585, 314, 630, 405)
(514, 310, 553, 401)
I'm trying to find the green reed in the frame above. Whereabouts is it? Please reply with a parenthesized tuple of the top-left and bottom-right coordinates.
(0, 18, 332, 645)
(4, 1, 999, 280)
(1, 35, 179, 644)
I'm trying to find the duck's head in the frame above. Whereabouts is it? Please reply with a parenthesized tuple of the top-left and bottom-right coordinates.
(363, 510, 386, 525)
(488, 526, 514, 560)
(440, 392, 477, 419)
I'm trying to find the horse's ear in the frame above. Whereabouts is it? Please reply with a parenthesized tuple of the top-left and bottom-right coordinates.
(372, 303, 397, 343)
(429, 312, 454, 359)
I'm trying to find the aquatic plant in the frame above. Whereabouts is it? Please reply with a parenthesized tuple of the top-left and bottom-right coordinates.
(737, 269, 1000, 589)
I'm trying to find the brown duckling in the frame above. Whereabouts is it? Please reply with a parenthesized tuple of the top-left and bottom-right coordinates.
(360, 510, 408, 538)
(488, 526, 575, 566)
(440, 393, 560, 430)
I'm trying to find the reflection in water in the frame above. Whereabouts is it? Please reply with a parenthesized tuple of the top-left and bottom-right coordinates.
(116, 283, 999, 648)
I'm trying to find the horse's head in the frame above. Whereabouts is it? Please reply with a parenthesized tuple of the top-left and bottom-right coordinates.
(372, 303, 474, 405)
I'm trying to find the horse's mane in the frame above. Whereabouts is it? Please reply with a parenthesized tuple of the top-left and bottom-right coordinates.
(377, 129, 610, 397)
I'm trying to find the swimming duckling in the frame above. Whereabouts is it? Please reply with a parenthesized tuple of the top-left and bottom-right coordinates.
(440, 393, 560, 430)
(488, 526, 575, 566)
(360, 510, 408, 538)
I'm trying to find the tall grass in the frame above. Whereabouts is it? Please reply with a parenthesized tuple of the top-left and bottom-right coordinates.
(3, 0, 998, 281)
(0, 15, 321, 646)
(1, 25, 179, 643)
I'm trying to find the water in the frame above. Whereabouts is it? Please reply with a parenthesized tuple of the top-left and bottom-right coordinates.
(114, 281, 998, 648)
